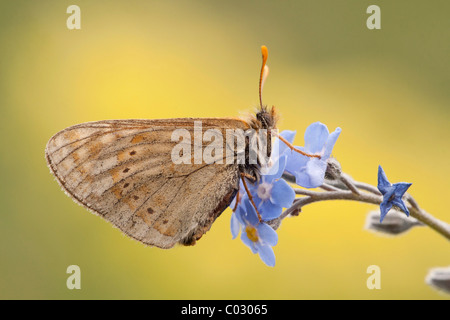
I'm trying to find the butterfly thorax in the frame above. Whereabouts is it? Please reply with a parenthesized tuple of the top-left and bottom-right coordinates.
(240, 106, 279, 183)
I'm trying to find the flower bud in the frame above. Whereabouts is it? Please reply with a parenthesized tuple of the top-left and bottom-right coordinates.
(364, 209, 422, 236)
(426, 266, 450, 295)
(325, 157, 342, 180)
(324, 158, 348, 189)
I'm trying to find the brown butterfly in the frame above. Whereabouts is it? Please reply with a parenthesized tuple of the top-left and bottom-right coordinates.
(45, 46, 315, 248)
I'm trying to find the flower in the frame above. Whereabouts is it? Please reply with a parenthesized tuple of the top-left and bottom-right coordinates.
(247, 153, 295, 220)
(377, 165, 412, 223)
(234, 198, 279, 267)
(229, 133, 296, 266)
(284, 122, 341, 188)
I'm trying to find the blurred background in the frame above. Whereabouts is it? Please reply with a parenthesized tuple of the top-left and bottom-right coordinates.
(0, 0, 449, 299)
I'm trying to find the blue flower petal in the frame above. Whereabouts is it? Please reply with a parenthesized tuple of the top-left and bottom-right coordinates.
(281, 130, 296, 144)
(292, 158, 327, 188)
(270, 179, 295, 208)
(255, 243, 276, 267)
(263, 154, 288, 180)
(273, 130, 296, 157)
(377, 165, 391, 194)
(304, 122, 329, 154)
(279, 130, 296, 155)
(293, 170, 311, 188)
(305, 158, 327, 188)
(230, 212, 241, 239)
(242, 198, 260, 226)
(393, 182, 412, 198)
(256, 223, 278, 246)
(285, 146, 309, 173)
(246, 181, 258, 198)
(259, 200, 283, 220)
(380, 200, 393, 222)
(392, 198, 410, 216)
(230, 195, 237, 209)
(323, 127, 341, 159)
(234, 204, 245, 224)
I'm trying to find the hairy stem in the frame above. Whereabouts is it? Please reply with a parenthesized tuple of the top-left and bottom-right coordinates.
(272, 171, 450, 241)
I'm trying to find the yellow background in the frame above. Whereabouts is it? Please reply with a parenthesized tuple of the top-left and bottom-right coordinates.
(1, 1, 449, 299)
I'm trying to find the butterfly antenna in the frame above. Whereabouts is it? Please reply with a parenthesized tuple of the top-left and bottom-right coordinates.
(259, 45, 269, 109)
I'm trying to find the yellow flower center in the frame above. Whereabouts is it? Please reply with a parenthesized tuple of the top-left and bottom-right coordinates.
(245, 225, 259, 242)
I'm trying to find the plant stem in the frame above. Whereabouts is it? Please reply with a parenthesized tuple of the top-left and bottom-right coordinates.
(271, 172, 450, 241)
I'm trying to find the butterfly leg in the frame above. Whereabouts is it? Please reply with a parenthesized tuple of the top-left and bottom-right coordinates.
(241, 172, 257, 182)
(232, 190, 240, 211)
(240, 172, 263, 222)
(272, 130, 321, 159)
(233, 172, 257, 212)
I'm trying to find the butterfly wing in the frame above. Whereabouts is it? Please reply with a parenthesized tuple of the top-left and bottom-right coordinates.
(45, 118, 249, 248)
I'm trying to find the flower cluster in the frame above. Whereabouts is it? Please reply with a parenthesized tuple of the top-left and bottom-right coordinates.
(230, 122, 341, 266)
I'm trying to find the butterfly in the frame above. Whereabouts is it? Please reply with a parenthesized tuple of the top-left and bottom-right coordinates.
(45, 46, 315, 249)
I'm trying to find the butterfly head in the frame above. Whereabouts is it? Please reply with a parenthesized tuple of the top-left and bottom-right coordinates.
(256, 105, 278, 130)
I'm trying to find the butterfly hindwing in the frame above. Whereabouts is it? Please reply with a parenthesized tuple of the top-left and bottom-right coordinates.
(45, 118, 248, 248)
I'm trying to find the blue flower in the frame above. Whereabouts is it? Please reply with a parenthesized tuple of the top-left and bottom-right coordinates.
(247, 153, 296, 220)
(234, 198, 279, 267)
(284, 122, 341, 188)
(377, 165, 412, 223)
(229, 133, 297, 266)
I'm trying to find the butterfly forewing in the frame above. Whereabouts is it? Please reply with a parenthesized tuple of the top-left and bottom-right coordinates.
(45, 118, 249, 248)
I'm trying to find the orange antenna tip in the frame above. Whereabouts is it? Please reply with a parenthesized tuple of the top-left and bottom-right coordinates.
(261, 45, 268, 64)
(259, 46, 269, 108)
